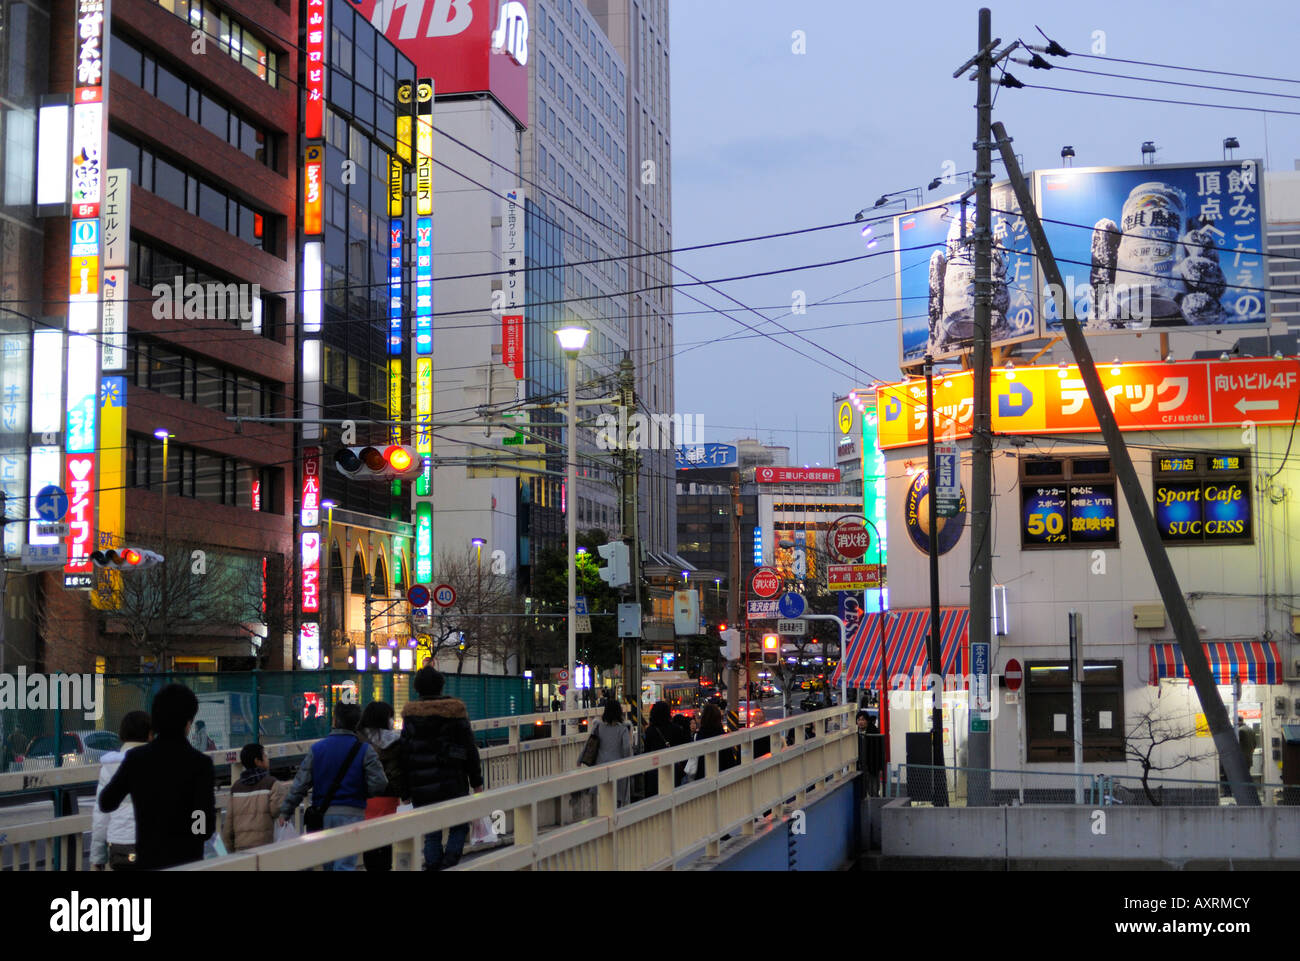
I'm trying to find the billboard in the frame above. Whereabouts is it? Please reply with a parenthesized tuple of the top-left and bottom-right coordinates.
(349, 0, 529, 128)
(1035, 161, 1267, 332)
(895, 183, 1037, 367)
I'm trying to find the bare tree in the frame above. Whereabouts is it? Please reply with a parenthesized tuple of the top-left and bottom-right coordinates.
(1124, 692, 1214, 805)
(425, 547, 521, 674)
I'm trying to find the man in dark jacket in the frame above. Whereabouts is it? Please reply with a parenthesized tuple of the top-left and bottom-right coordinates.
(98, 684, 216, 870)
(279, 701, 388, 871)
(399, 665, 484, 870)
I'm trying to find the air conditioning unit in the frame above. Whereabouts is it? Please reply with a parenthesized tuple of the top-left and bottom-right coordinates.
(1133, 604, 1166, 629)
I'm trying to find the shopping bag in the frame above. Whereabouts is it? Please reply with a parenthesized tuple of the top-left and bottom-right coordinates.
(203, 835, 229, 859)
(274, 820, 300, 843)
(469, 815, 495, 846)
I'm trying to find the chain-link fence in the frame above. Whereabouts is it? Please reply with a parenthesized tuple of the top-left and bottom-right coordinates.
(1, 671, 534, 772)
(890, 763, 1286, 807)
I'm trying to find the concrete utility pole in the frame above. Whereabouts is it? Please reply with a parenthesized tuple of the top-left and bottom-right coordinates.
(992, 123, 1259, 806)
(727, 472, 741, 716)
(966, 6, 996, 787)
(618, 354, 642, 712)
(924, 358, 948, 805)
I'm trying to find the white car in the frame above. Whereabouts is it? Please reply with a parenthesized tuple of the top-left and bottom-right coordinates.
(8, 730, 123, 772)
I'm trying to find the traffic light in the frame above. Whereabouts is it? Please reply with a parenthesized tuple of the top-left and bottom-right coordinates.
(90, 548, 163, 570)
(720, 628, 740, 662)
(596, 540, 630, 587)
(762, 633, 779, 665)
(334, 445, 422, 481)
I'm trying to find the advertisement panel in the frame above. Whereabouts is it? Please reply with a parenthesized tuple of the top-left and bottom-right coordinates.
(1035, 161, 1267, 332)
(92, 376, 126, 609)
(303, 0, 327, 138)
(895, 183, 1037, 367)
(300, 531, 320, 614)
(349, 0, 529, 128)
(754, 466, 840, 484)
(388, 218, 403, 354)
(63, 453, 96, 585)
(303, 144, 323, 235)
(300, 446, 321, 527)
(500, 186, 525, 380)
(876, 358, 1300, 450)
(415, 79, 434, 216)
(414, 216, 432, 353)
(675, 443, 738, 469)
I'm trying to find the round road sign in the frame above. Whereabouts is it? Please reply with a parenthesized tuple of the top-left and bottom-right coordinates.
(751, 567, 781, 599)
(830, 521, 870, 561)
(407, 584, 431, 608)
(34, 485, 69, 523)
(433, 584, 456, 608)
(558, 669, 569, 681)
(778, 592, 806, 619)
(1004, 658, 1023, 692)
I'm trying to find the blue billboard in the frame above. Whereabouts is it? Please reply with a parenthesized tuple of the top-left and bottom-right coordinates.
(676, 443, 737, 469)
(1035, 161, 1267, 332)
(894, 182, 1038, 367)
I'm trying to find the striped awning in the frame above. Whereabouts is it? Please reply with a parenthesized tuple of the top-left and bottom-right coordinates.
(832, 608, 970, 690)
(1148, 641, 1282, 685)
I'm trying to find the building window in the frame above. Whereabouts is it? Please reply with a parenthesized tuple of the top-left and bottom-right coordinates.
(1151, 450, 1252, 544)
(1019, 454, 1118, 549)
(1025, 660, 1125, 762)
(148, 0, 279, 86)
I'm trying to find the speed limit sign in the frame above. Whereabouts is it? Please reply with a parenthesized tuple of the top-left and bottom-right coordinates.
(433, 584, 456, 608)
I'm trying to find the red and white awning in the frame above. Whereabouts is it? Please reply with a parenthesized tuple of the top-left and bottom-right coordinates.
(832, 608, 969, 690)
(1148, 640, 1281, 685)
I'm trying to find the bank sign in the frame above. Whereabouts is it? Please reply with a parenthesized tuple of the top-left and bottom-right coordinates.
(349, 0, 529, 127)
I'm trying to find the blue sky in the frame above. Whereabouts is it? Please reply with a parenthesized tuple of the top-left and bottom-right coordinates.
(669, 0, 1300, 465)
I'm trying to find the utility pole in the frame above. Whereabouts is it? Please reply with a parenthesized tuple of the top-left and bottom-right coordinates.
(991, 123, 1258, 806)
(924, 357, 948, 806)
(618, 354, 642, 713)
(726, 473, 741, 715)
(966, 6, 996, 788)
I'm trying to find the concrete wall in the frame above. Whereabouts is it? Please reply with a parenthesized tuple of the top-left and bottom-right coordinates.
(883, 800, 1300, 862)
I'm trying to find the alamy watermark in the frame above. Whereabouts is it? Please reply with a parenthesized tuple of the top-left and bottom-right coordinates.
(1045, 276, 1154, 328)
(593, 411, 704, 451)
(151, 276, 260, 322)
(0, 668, 104, 721)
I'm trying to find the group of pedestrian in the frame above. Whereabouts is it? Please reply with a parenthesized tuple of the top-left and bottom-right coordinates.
(92, 664, 486, 871)
(582, 698, 740, 804)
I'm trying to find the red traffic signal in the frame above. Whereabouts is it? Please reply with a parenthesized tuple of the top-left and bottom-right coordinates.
(91, 547, 163, 570)
(335, 445, 421, 480)
(762, 633, 779, 665)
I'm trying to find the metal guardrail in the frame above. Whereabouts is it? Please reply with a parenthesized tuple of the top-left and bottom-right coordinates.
(180, 704, 857, 872)
(889, 763, 1285, 807)
(0, 708, 601, 871)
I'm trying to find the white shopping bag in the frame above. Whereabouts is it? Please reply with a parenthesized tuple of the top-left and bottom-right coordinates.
(396, 802, 413, 813)
(274, 820, 299, 843)
(469, 816, 495, 846)
(204, 835, 229, 859)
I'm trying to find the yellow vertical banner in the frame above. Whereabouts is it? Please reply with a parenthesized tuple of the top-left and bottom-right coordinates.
(389, 358, 403, 444)
(92, 375, 126, 609)
(415, 357, 432, 455)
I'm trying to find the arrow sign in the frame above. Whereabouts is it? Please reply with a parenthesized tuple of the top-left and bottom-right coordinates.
(1235, 398, 1279, 414)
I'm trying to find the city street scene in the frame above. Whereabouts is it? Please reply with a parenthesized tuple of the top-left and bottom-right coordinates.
(0, 0, 1297, 919)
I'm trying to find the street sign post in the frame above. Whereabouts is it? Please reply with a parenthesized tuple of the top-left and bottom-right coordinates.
(34, 485, 69, 523)
(1004, 658, 1023, 692)
(777, 619, 806, 636)
(433, 584, 456, 608)
(407, 584, 431, 608)
(575, 596, 591, 633)
(971, 641, 990, 732)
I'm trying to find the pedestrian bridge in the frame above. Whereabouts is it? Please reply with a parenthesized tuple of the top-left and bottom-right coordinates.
(0, 705, 860, 871)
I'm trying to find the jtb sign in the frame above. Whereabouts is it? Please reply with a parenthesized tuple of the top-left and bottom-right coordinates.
(350, 0, 529, 127)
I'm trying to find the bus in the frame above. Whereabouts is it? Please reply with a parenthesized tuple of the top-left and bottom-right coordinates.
(641, 671, 702, 718)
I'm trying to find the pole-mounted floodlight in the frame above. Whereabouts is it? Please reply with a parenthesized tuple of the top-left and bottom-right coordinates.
(1223, 136, 1239, 160)
(1141, 141, 1157, 164)
(1061, 145, 1075, 166)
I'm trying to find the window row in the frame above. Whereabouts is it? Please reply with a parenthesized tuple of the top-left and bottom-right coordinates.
(150, 0, 279, 86)
(125, 239, 282, 341)
(1024, 660, 1124, 762)
(323, 345, 390, 405)
(126, 336, 276, 418)
(109, 130, 274, 253)
(109, 31, 276, 169)
(326, 0, 413, 148)
(127, 431, 275, 510)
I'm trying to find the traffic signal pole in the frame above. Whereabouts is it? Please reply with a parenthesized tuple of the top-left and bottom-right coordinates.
(727, 470, 740, 716)
(618, 355, 642, 716)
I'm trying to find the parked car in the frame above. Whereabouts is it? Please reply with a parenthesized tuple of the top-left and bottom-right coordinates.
(7, 730, 122, 772)
(799, 691, 838, 712)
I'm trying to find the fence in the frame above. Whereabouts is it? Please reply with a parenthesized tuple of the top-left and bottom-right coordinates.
(0, 670, 534, 772)
(890, 763, 1287, 807)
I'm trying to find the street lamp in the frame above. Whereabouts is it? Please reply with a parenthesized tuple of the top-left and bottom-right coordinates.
(555, 325, 589, 711)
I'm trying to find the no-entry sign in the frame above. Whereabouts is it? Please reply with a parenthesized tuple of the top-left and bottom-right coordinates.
(1004, 658, 1023, 692)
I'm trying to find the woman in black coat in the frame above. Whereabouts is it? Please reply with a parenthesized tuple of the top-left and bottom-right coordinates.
(697, 703, 739, 773)
(643, 700, 689, 793)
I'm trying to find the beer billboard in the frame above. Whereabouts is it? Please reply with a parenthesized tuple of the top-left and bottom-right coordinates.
(1034, 160, 1268, 334)
(894, 182, 1038, 368)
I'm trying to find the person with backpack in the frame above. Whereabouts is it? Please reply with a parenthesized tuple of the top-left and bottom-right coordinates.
(222, 742, 289, 853)
(278, 702, 388, 871)
(91, 711, 151, 870)
(399, 666, 484, 870)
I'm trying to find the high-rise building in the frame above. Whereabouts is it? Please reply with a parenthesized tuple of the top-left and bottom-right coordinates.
(523, 0, 631, 567)
(36, 0, 300, 671)
(1265, 164, 1300, 331)
(587, 0, 675, 559)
